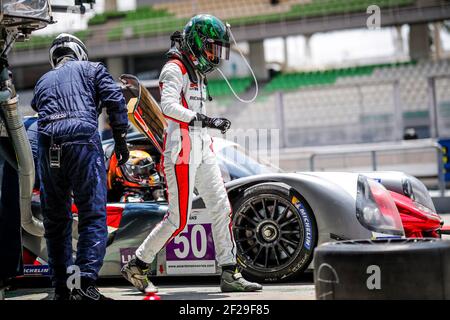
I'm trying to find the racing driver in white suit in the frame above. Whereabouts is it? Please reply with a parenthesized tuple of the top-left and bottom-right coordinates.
(121, 14, 263, 293)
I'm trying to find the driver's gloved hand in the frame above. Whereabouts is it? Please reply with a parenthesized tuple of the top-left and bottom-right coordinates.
(189, 113, 231, 134)
(113, 130, 130, 165)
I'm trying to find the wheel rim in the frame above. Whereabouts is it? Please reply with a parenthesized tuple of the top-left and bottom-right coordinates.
(233, 194, 305, 273)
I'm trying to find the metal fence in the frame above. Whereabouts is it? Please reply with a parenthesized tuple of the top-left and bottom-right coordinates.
(208, 72, 450, 192)
(244, 74, 450, 149)
(434, 75, 450, 138)
(278, 138, 446, 195)
(275, 80, 400, 148)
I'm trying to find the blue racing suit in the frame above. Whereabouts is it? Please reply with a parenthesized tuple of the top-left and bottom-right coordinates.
(31, 58, 128, 287)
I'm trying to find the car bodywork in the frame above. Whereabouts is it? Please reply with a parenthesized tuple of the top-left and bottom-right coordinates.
(15, 76, 445, 281)
(362, 171, 442, 238)
(19, 132, 443, 281)
(21, 138, 374, 277)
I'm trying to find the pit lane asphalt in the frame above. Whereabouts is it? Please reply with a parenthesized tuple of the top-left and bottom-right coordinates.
(6, 215, 450, 301)
(4, 273, 316, 300)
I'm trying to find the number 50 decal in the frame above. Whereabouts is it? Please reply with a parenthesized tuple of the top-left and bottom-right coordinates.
(174, 225, 207, 259)
(166, 223, 216, 261)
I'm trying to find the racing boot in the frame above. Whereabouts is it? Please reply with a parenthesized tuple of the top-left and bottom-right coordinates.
(121, 258, 158, 293)
(69, 278, 113, 301)
(52, 286, 71, 300)
(220, 266, 263, 292)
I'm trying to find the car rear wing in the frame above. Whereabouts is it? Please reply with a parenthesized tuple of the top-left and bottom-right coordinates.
(119, 74, 166, 154)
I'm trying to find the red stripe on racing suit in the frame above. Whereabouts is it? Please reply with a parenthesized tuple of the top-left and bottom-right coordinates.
(161, 59, 192, 240)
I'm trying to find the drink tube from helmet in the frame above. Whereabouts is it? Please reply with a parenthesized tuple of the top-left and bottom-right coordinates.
(215, 24, 259, 104)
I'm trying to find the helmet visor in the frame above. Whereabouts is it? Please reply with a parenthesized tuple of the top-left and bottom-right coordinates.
(204, 40, 230, 63)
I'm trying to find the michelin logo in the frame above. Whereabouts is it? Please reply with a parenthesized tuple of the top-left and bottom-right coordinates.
(292, 196, 313, 250)
(23, 265, 50, 276)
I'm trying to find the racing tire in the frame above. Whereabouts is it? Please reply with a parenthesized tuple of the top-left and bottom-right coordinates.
(232, 183, 317, 283)
(314, 238, 450, 300)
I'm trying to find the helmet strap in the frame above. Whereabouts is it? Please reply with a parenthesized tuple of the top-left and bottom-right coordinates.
(204, 77, 213, 101)
(180, 53, 199, 84)
(166, 51, 199, 84)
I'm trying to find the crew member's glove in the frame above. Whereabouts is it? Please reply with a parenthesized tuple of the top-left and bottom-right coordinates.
(189, 113, 231, 134)
(113, 130, 130, 165)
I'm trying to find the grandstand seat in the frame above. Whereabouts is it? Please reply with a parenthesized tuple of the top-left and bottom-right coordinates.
(207, 59, 450, 146)
(12, 0, 418, 50)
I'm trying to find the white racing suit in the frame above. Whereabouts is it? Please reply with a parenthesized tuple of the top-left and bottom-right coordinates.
(135, 59, 237, 267)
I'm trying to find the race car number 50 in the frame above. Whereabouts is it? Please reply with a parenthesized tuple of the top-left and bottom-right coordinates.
(166, 223, 215, 261)
(174, 225, 207, 259)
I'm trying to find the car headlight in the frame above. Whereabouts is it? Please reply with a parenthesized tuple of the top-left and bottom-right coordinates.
(362, 206, 381, 224)
(402, 176, 437, 214)
(356, 175, 405, 236)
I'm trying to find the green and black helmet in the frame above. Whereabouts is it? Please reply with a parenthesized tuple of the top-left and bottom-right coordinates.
(182, 14, 231, 75)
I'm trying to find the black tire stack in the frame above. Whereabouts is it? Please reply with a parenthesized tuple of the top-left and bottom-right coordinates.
(314, 238, 450, 300)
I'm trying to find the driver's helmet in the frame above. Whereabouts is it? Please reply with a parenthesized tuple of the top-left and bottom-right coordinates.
(49, 33, 88, 68)
(181, 14, 230, 75)
(108, 150, 159, 189)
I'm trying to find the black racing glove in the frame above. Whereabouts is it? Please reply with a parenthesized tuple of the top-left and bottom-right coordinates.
(189, 113, 231, 134)
(113, 130, 130, 165)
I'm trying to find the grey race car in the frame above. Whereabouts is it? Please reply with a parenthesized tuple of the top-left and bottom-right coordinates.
(17, 75, 441, 283)
(20, 130, 440, 282)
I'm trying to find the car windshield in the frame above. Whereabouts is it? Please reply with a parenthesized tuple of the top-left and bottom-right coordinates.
(217, 145, 281, 180)
(2, 0, 51, 22)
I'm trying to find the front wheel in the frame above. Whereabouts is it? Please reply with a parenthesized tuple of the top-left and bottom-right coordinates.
(232, 183, 317, 282)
